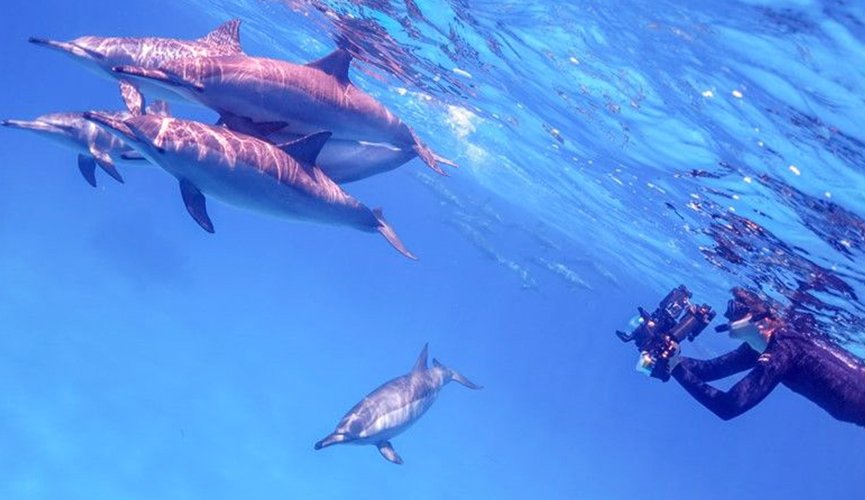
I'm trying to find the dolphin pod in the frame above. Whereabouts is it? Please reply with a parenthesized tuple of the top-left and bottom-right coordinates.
(112, 49, 457, 179)
(6, 18, 463, 258)
(314, 344, 482, 464)
(84, 85, 417, 259)
(7, 18, 480, 461)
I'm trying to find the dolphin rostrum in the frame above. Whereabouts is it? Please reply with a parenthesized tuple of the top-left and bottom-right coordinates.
(83, 88, 417, 259)
(112, 49, 457, 178)
(314, 344, 481, 464)
(0, 84, 169, 186)
(30, 19, 244, 101)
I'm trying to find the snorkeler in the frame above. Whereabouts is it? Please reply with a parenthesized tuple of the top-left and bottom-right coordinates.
(663, 288, 865, 426)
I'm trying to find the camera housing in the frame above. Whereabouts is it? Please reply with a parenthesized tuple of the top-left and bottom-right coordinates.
(617, 285, 716, 380)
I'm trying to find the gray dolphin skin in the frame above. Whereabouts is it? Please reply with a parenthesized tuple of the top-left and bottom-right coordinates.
(265, 132, 417, 184)
(82, 94, 417, 259)
(314, 344, 481, 464)
(112, 49, 457, 178)
(30, 19, 244, 102)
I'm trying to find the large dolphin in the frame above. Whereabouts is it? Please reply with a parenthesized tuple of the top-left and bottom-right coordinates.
(112, 49, 457, 177)
(82, 91, 417, 259)
(314, 344, 481, 464)
(30, 19, 244, 101)
(0, 86, 169, 186)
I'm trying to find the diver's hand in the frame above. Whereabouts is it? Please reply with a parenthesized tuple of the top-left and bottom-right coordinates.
(650, 339, 681, 382)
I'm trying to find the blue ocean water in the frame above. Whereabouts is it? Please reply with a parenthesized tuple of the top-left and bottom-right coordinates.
(1, 0, 865, 498)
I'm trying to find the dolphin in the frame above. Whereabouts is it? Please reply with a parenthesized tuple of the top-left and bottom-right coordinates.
(314, 344, 481, 464)
(82, 88, 417, 259)
(112, 49, 457, 177)
(0, 86, 169, 186)
(30, 19, 244, 101)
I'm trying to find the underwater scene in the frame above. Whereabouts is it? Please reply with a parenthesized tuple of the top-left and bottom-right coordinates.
(1, 0, 865, 498)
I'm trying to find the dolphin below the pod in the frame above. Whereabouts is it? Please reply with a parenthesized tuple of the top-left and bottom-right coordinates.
(0, 84, 169, 186)
(112, 49, 457, 179)
(314, 344, 482, 464)
(83, 87, 417, 260)
(29, 19, 244, 101)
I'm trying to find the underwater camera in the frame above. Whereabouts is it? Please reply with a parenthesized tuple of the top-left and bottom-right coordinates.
(616, 285, 716, 381)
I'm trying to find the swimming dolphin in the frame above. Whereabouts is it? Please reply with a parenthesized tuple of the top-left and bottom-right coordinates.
(82, 89, 417, 259)
(112, 49, 457, 177)
(30, 19, 244, 101)
(314, 344, 481, 464)
(0, 87, 169, 186)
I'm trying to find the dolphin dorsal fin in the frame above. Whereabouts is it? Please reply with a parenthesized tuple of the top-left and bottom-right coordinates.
(412, 343, 429, 372)
(146, 100, 171, 117)
(119, 80, 144, 117)
(199, 19, 243, 54)
(306, 49, 353, 85)
(277, 131, 332, 165)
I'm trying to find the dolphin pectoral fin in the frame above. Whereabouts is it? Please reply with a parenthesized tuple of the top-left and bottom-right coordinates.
(77, 154, 98, 188)
(306, 48, 353, 85)
(314, 433, 347, 450)
(412, 343, 429, 372)
(276, 131, 332, 167)
(372, 208, 417, 261)
(377, 441, 403, 465)
(179, 179, 214, 233)
(119, 80, 144, 117)
(89, 146, 124, 184)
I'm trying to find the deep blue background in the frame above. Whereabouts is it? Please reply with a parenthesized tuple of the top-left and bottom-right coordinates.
(2, 1, 865, 499)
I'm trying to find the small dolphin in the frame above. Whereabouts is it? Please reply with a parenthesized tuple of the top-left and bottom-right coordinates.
(30, 19, 244, 101)
(112, 49, 457, 177)
(83, 88, 416, 259)
(314, 344, 481, 464)
(0, 86, 168, 186)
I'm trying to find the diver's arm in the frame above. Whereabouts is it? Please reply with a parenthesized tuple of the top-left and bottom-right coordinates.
(676, 343, 760, 382)
(672, 348, 789, 421)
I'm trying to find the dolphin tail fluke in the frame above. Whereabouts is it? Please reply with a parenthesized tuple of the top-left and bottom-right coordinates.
(410, 129, 457, 176)
(373, 208, 417, 261)
(113, 66, 203, 93)
(377, 441, 404, 465)
(433, 358, 483, 389)
(314, 433, 347, 450)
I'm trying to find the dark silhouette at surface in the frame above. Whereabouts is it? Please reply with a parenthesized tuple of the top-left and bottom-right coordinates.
(671, 288, 865, 426)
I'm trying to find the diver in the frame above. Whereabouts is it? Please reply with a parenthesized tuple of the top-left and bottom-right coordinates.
(660, 288, 865, 426)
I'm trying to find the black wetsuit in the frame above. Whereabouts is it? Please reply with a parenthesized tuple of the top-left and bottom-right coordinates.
(672, 327, 865, 426)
